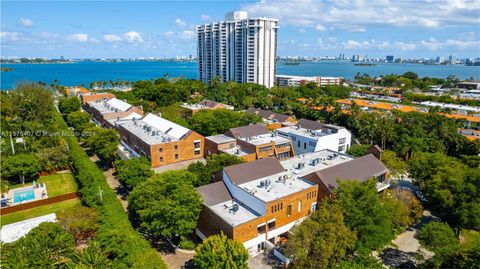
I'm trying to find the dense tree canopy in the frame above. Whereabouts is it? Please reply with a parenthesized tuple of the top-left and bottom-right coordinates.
(408, 152, 480, 231)
(1, 222, 75, 268)
(128, 171, 202, 238)
(334, 180, 397, 251)
(286, 202, 356, 268)
(188, 109, 261, 136)
(82, 126, 119, 163)
(66, 111, 92, 132)
(193, 233, 249, 269)
(418, 221, 459, 256)
(114, 157, 154, 190)
(1, 153, 41, 183)
(58, 96, 81, 115)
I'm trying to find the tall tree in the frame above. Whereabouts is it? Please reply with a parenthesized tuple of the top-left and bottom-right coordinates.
(193, 233, 249, 269)
(58, 97, 81, 115)
(128, 171, 202, 238)
(334, 180, 396, 251)
(286, 202, 357, 268)
(114, 157, 154, 190)
(1, 153, 41, 184)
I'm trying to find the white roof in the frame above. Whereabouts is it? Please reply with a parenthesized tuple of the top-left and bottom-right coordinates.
(1, 213, 57, 243)
(107, 98, 132, 112)
(141, 113, 190, 140)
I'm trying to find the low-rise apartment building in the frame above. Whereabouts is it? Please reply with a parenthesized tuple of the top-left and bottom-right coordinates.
(196, 149, 388, 256)
(276, 75, 342, 87)
(80, 92, 115, 104)
(276, 119, 352, 154)
(246, 108, 297, 129)
(205, 124, 295, 162)
(83, 97, 143, 129)
(181, 100, 234, 115)
(115, 113, 204, 168)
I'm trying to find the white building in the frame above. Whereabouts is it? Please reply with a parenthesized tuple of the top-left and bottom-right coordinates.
(275, 75, 343, 87)
(276, 119, 352, 154)
(196, 11, 278, 88)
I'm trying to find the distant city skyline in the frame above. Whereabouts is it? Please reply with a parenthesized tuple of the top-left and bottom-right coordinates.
(1, 0, 479, 58)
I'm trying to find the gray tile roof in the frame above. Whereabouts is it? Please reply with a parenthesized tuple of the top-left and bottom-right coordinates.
(246, 108, 292, 123)
(225, 124, 269, 139)
(304, 154, 387, 192)
(224, 157, 286, 185)
(197, 181, 232, 206)
(297, 119, 324, 130)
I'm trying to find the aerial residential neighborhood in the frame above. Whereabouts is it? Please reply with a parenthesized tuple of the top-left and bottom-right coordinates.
(1, 1, 480, 269)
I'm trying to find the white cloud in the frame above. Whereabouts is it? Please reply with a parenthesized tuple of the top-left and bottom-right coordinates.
(20, 18, 34, 27)
(315, 24, 327, 31)
(0, 32, 22, 42)
(175, 18, 187, 28)
(68, 33, 89, 42)
(242, 0, 480, 31)
(123, 31, 143, 43)
(299, 28, 306, 33)
(201, 14, 211, 21)
(103, 34, 122, 42)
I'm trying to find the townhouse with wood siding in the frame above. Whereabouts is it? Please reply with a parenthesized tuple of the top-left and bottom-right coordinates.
(196, 148, 389, 256)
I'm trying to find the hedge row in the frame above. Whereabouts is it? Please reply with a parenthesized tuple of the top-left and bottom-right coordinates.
(54, 111, 166, 268)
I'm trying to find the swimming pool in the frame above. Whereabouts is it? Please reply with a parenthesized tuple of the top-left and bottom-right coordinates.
(13, 188, 36, 204)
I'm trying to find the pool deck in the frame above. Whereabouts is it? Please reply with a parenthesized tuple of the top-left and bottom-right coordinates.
(5, 185, 48, 206)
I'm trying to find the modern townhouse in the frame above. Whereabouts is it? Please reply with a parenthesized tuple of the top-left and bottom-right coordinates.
(205, 124, 294, 162)
(276, 119, 352, 154)
(196, 148, 389, 256)
(115, 113, 204, 168)
(83, 97, 143, 129)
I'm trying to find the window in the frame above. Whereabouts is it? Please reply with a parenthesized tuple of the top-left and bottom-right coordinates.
(308, 141, 316, 147)
(259, 146, 272, 152)
(268, 221, 276, 230)
(257, 224, 266, 235)
(159, 157, 164, 162)
(195, 149, 201, 155)
(175, 154, 179, 159)
(194, 141, 201, 149)
(159, 148, 163, 152)
(174, 145, 178, 150)
(287, 205, 292, 217)
(304, 142, 307, 149)
(297, 141, 300, 147)
(298, 201, 302, 212)
(338, 145, 345, 152)
(311, 203, 317, 212)
(339, 137, 346, 144)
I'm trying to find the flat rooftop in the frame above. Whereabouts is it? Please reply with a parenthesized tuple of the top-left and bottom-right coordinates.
(277, 126, 337, 139)
(88, 98, 132, 115)
(209, 200, 261, 227)
(238, 133, 291, 146)
(222, 146, 251, 156)
(206, 134, 236, 144)
(236, 150, 352, 202)
(116, 118, 179, 145)
(281, 149, 353, 178)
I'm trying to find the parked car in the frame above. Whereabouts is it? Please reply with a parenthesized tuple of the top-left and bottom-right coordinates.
(415, 191, 427, 202)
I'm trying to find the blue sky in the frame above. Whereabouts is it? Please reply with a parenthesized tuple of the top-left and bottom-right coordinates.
(1, 0, 479, 59)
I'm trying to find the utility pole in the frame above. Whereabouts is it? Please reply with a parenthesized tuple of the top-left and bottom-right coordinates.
(98, 186, 103, 202)
(9, 132, 15, 154)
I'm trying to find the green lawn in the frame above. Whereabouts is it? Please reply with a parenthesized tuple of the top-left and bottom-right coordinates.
(8, 172, 77, 197)
(1, 198, 80, 227)
(460, 229, 480, 250)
